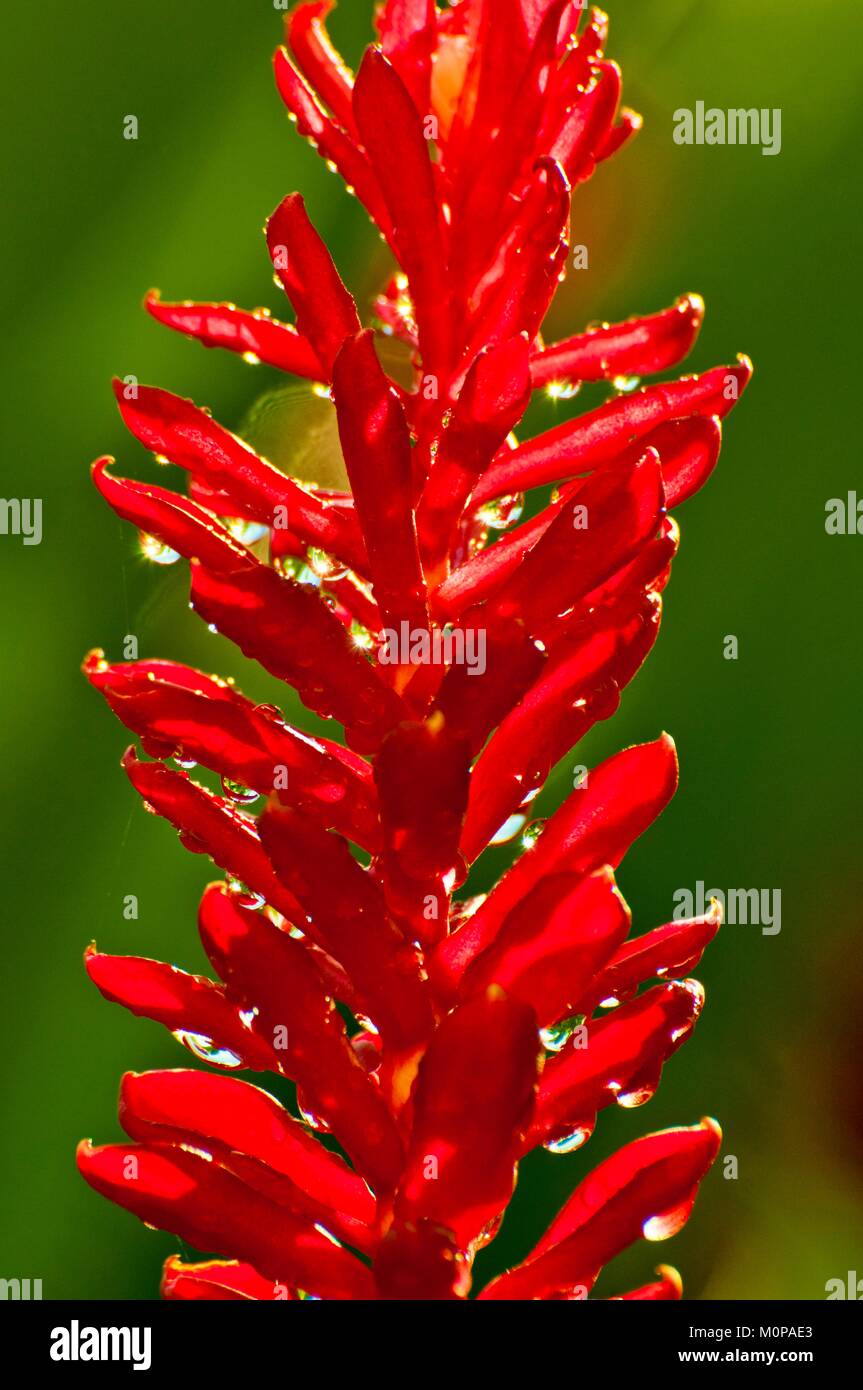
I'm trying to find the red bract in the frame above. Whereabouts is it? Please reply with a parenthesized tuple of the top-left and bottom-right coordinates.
(80, 0, 748, 1300)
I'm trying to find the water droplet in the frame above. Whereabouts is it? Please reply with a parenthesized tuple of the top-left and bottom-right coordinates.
(225, 517, 269, 545)
(297, 1094, 330, 1133)
(476, 493, 525, 530)
(178, 828, 208, 854)
(253, 702, 285, 723)
(226, 875, 265, 909)
(643, 1200, 693, 1242)
(172, 1031, 243, 1068)
(521, 819, 546, 851)
(545, 380, 581, 401)
(139, 533, 180, 565)
(448, 895, 487, 929)
(540, 1014, 585, 1053)
(173, 755, 198, 771)
(544, 1125, 592, 1154)
(472, 1213, 503, 1250)
(490, 812, 527, 845)
(274, 554, 320, 586)
(612, 374, 641, 394)
(349, 618, 376, 652)
(221, 776, 260, 806)
(308, 547, 349, 582)
(615, 1080, 657, 1108)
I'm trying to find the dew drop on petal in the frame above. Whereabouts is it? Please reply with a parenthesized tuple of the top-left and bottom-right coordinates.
(615, 1080, 657, 1108)
(448, 895, 487, 929)
(172, 1031, 243, 1068)
(178, 828, 208, 854)
(520, 819, 546, 851)
(350, 619, 376, 652)
(540, 1014, 585, 1053)
(139, 533, 180, 566)
(221, 776, 260, 806)
(545, 380, 581, 401)
(643, 1199, 694, 1242)
(226, 875, 265, 909)
(476, 492, 525, 530)
(297, 1093, 330, 1133)
(225, 517, 269, 546)
(612, 374, 641, 394)
(489, 812, 527, 845)
(307, 547, 349, 582)
(544, 1126, 592, 1154)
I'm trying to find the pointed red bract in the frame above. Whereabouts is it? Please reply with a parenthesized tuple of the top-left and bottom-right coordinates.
(120, 1069, 374, 1249)
(77, 1140, 374, 1300)
(145, 291, 325, 378)
(480, 1120, 721, 1299)
(82, 0, 745, 1301)
(394, 991, 540, 1248)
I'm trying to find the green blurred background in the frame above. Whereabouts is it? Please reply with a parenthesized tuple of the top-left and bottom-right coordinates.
(2, 0, 862, 1300)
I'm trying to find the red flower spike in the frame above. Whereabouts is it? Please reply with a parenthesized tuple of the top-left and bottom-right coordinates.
(119, 1069, 374, 1250)
(433, 734, 678, 996)
(82, 0, 746, 1299)
(76, 1141, 374, 1301)
(162, 1256, 294, 1301)
(480, 1120, 721, 1300)
(394, 990, 540, 1249)
(266, 193, 362, 379)
(144, 291, 325, 379)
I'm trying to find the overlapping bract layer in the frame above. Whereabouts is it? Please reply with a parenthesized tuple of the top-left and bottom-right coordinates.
(80, 0, 746, 1300)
